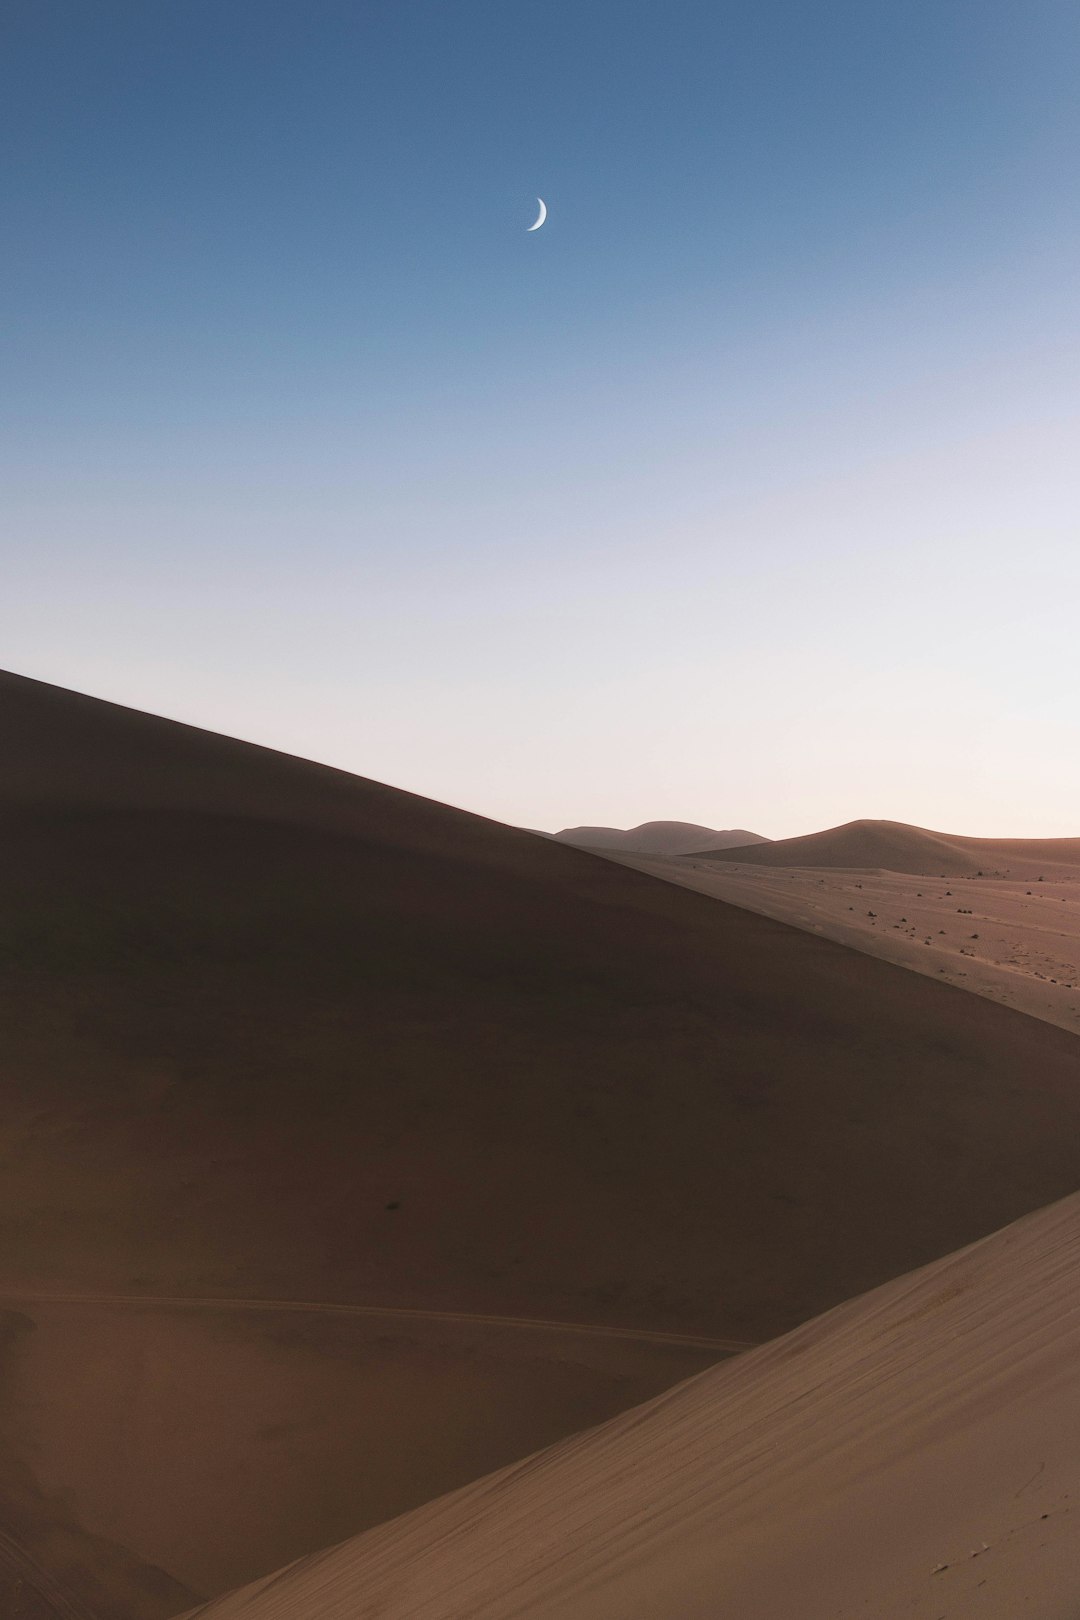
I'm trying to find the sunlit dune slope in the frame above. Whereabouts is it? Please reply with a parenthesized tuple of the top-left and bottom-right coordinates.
(3, 667, 1080, 1345)
(552, 821, 769, 856)
(695, 816, 1080, 877)
(604, 851, 1080, 1035)
(178, 1189, 1080, 1620)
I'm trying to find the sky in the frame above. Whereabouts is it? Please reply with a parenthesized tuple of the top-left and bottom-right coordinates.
(3, 0, 1078, 838)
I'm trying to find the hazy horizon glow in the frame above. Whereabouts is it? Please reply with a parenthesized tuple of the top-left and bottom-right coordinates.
(3, 2, 1078, 840)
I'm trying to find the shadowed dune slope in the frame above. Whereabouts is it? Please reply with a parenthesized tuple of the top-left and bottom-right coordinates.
(2, 666, 1080, 1347)
(553, 821, 768, 855)
(695, 817, 1080, 877)
(178, 1189, 1080, 1620)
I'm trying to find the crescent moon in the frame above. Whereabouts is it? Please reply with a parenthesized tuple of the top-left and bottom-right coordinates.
(526, 197, 547, 232)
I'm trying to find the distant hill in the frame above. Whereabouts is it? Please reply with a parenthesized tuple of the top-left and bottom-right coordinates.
(694, 817, 1080, 877)
(553, 821, 770, 857)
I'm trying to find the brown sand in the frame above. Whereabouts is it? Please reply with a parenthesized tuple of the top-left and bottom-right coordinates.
(0, 1297, 722, 1601)
(5, 668, 1080, 1606)
(608, 853, 1080, 1035)
(177, 1188, 1080, 1619)
(0, 1306, 192, 1619)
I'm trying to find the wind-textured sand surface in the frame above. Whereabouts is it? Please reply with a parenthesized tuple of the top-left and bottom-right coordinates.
(4, 668, 1080, 1608)
(177, 1190, 1080, 1620)
(0, 1296, 724, 1602)
(609, 853, 1080, 1034)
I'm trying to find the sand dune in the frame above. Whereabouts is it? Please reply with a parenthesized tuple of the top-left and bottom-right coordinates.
(608, 852, 1080, 1036)
(551, 820, 768, 855)
(0, 1295, 723, 1609)
(178, 1188, 1080, 1619)
(5, 667, 1080, 1607)
(695, 816, 1080, 878)
(8, 669, 1080, 1337)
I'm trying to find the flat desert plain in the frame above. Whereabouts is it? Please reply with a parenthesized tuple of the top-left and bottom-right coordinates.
(3, 671, 1080, 1617)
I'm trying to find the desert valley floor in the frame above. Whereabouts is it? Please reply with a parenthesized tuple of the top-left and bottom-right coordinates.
(607, 837, 1080, 1036)
(2, 668, 1079, 1618)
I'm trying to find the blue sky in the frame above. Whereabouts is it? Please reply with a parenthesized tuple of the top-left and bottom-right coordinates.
(3, 1, 1078, 835)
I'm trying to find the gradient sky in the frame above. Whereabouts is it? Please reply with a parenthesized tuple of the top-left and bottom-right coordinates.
(3, 1, 1078, 837)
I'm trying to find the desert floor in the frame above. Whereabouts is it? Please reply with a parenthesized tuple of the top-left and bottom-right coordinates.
(607, 853, 1080, 1035)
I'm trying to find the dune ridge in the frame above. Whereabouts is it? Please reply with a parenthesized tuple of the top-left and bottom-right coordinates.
(694, 817, 1080, 876)
(8, 668, 1080, 1344)
(175, 1188, 1080, 1618)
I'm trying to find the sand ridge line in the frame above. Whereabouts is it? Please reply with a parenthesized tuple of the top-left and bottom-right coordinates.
(0, 1292, 754, 1355)
(0, 1527, 99, 1620)
(604, 852, 1080, 1033)
(179, 1193, 1080, 1620)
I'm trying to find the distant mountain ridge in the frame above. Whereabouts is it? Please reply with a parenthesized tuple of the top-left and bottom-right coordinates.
(553, 821, 770, 857)
(695, 817, 1080, 877)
